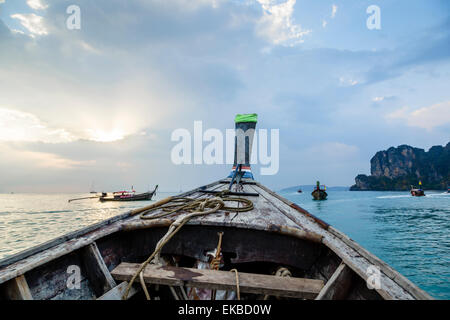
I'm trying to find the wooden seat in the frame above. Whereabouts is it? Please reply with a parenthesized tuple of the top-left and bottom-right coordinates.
(111, 262, 324, 299)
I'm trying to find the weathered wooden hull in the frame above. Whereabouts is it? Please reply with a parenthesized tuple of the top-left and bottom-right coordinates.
(0, 179, 432, 300)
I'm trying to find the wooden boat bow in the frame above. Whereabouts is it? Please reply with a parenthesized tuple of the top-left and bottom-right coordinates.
(0, 178, 432, 300)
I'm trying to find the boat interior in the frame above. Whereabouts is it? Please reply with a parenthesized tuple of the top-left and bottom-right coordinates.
(1, 224, 381, 300)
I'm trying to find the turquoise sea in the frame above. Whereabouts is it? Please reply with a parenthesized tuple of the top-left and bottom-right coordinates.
(280, 190, 450, 300)
(0, 190, 449, 299)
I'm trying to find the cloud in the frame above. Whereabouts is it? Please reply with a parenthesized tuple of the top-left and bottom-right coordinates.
(282, 142, 363, 186)
(10, 13, 48, 37)
(159, 0, 222, 10)
(331, 4, 338, 18)
(17, 150, 95, 169)
(363, 19, 450, 85)
(11, 29, 25, 35)
(339, 77, 359, 86)
(78, 41, 102, 55)
(0, 0, 449, 192)
(0, 143, 95, 169)
(256, 0, 311, 46)
(85, 129, 125, 142)
(386, 101, 450, 130)
(372, 96, 396, 103)
(0, 108, 141, 143)
(27, 0, 48, 10)
(305, 142, 359, 160)
(0, 108, 76, 143)
(322, 4, 337, 28)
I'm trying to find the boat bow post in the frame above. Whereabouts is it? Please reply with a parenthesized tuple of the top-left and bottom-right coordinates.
(228, 113, 257, 191)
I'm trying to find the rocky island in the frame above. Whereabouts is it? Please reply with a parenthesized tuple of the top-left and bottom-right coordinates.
(350, 142, 450, 191)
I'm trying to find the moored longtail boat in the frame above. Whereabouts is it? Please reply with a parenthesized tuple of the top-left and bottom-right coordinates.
(99, 185, 158, 202)
(0, 115, 432, 300)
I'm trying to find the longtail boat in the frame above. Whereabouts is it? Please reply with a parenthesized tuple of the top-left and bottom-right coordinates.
(0, 115, 432, 300)
(311, 181, 327, 200)
(410, 182, 425, 197)
(99, 186, 158, 202)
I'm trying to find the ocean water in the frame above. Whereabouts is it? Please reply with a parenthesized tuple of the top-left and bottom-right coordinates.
(279, 190, 450, 300)
(0, 192, 176, 261)
(0, 190, 449, 299)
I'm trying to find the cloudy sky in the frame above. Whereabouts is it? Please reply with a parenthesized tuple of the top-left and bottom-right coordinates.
(0, 0, 449, 192)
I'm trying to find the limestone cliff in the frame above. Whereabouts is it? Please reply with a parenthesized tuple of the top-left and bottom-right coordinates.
(350, 142, 450, 191)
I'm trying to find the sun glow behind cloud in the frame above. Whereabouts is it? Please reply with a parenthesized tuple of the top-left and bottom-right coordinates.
(85, 129, 125, 142)
(0, 108, 133, 143)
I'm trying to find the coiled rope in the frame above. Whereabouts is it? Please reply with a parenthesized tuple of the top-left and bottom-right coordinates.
(122, 190, 253, 300)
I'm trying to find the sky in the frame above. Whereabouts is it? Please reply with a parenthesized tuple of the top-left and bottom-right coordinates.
(0, 0, 449, 192)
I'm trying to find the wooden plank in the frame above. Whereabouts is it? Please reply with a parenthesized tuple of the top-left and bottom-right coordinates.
(97, 281, 139, 300)
(81, 242, 116, 297)
(315, 263, 353, 300)
(111, 262, 324, 299)
(1, 275, 33, 300)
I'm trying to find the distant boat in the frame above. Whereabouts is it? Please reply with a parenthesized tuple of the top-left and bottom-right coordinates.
(89, 181, 97, 194)
(410, 189, 425, 197)
(99, 185, 158, 202)
(312, 181, 327, 200)
(297, 189, 302, 193)
(410, 182, 425, 197)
